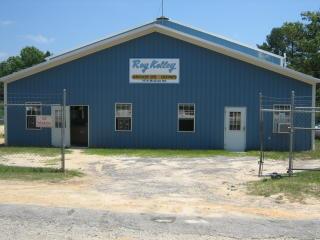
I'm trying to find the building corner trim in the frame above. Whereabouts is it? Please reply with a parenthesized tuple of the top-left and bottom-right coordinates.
(312, 83, 316, 150)
(4, 83, 7, 145)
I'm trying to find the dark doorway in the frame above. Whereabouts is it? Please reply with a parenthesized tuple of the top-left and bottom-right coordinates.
(70, 106, 88, 147)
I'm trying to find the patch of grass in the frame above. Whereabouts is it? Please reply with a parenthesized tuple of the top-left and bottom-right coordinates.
(84, 140, 320, 159)
(0, 147, 71, 157)
(247, 140, 320, 160)
(84, 148, 244, 158)
(0, 164, 83, 181)
(42, 158, 60, 166)
(245, 150, 291, 160)
(247, 171, 320, 200)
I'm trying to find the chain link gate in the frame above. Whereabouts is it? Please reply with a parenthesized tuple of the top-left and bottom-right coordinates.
(0, 89, 67, 172)
(258, 91, 320, 177)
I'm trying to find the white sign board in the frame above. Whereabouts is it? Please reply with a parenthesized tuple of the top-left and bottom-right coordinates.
(129, 58, 179, 84)
(36, 115, 53, 128)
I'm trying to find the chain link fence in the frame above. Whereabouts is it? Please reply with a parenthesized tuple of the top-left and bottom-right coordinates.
(258, 91, 320, 176)
(0, 90, 67, 171)
(0, 102, 4, 145)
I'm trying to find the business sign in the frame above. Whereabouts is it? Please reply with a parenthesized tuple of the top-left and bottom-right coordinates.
(129, 58, 179, 83)
(36, 115, 53, 128)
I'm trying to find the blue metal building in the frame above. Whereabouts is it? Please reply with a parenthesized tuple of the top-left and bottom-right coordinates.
(1, 18, 319, 151)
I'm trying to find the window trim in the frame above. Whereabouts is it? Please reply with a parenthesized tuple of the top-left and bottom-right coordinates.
(177, 103, 195, 133)
(115, 103, 133, 132)
(272, 104, 291, 134)
(25, 102, 42, 131)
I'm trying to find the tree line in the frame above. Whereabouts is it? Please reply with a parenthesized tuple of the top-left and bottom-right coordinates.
(258, 11, 320, 79)
(258, 10, 320, 114)
(0, 47, 51, 98)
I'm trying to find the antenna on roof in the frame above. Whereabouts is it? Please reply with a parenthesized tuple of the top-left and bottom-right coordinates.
(162, 0, 164, 16)
(157, 0, 169, 21)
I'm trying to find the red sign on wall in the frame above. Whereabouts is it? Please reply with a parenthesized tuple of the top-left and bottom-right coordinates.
(36, 115, 53, 128)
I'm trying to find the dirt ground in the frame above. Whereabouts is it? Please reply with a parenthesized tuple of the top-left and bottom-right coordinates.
(0, 150, 320, 221)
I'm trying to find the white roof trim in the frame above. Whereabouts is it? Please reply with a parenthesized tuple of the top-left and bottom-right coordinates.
(167, 19, 284, 60)
(1, 22, 319, 85)
(155, 24, 320, 85)
(47, 21, 155, 61)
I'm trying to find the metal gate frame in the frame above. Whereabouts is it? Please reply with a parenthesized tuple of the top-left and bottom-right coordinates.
(258, 91, 320, 177)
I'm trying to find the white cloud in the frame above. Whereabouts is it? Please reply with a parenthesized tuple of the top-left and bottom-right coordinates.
(24, 34, 55, 44)
(0, 52, 8, 61)
(0, 20, 14, 26)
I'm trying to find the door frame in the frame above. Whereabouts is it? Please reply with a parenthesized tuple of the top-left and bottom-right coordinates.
(224, 106, 247, 151)
(51, 105, 71, 147)
(70, 105, 90, 147)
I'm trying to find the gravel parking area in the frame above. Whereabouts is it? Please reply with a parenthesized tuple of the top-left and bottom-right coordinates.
(1, 150, 320, 219)
(0, 150, 320, 239)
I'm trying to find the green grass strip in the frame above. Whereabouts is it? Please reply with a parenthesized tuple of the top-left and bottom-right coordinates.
(0, 164, 83, 181)
(247, 171, 320, 200)
(83, 148, 245, 158)
(0, 147, 71, 157)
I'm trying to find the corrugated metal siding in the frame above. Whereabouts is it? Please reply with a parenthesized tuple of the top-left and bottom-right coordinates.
(7, 32, 312, 150)
(157, 20, 283, 66)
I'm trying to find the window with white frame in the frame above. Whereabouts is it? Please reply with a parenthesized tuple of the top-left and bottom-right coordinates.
(273, 104, 291, 133)
(115, 103, 132, 131)
(26, 102, 41, 130)
(178, 103, 195, 132)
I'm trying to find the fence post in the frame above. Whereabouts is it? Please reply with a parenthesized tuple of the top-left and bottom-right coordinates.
(61, 89, 66, 172)
(258, 92, 264, 177)
(288, 90, 295, 176)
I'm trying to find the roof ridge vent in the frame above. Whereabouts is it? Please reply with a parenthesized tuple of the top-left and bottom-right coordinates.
(156, 16, 169, 21)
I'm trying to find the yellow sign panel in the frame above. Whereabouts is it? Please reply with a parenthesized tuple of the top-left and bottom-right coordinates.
(132, 75, 177, 80)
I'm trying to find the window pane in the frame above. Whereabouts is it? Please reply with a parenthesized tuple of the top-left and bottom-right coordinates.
(116, 104, 132, 117)
(26, 105, 41, 115)
(179, 119, 194, 132)
(116, 117, 131, 131)
(26, 106, 33, 115)
(27, 116, 39, 129)
(34, 106, 41, 115)
(26, 103, 41, 129)
(229, 112, 241, 131)
(55, 109, 62, 128)
(178, 104, 195, 118)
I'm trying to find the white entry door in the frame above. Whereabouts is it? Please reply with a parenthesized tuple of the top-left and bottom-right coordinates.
(224, 107, 246, 151)
(51, 106, 70, 147)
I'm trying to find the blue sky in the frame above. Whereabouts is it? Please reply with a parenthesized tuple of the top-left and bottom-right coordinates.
(0, 0, 319, 61)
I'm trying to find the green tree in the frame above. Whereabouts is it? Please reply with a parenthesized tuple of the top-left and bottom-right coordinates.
(258, 11, 320, 78)
(259, 11, 320, 120)
(20, 47, 50, 68)
(0, 46, 51, 98)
